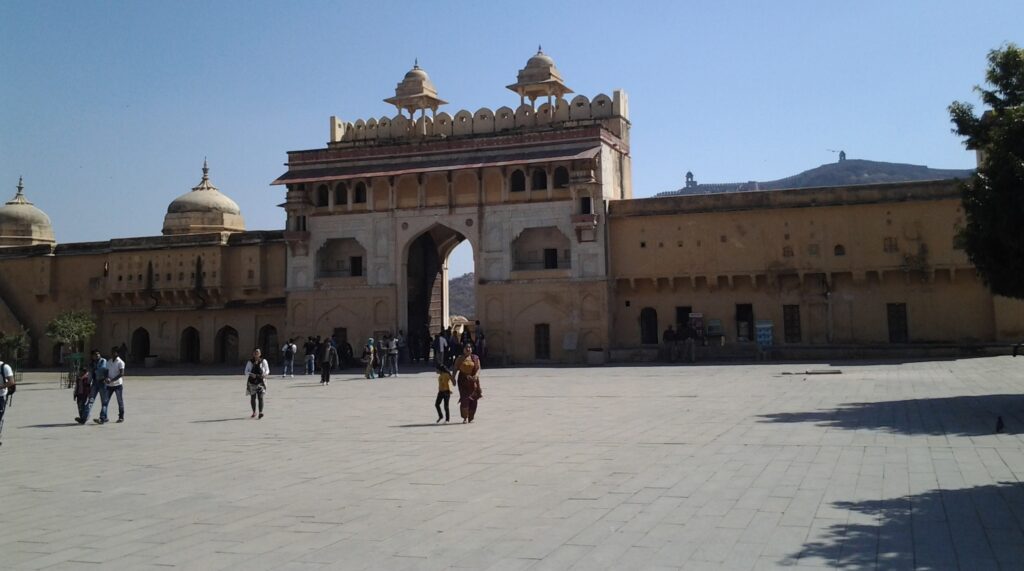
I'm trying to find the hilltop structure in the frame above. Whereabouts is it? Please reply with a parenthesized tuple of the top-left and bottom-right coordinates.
(0, 51, 1020, 366)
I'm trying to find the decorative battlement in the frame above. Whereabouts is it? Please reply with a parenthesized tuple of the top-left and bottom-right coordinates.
(329, 91, 629, 146)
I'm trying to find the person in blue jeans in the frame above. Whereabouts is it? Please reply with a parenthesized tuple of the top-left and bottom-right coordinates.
(281, 338, 297, 378)
(77, 349, 107, 424)
(97, 346, 126, 424)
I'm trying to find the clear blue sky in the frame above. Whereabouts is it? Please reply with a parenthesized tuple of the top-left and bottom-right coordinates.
(2, 1, 1020, 278)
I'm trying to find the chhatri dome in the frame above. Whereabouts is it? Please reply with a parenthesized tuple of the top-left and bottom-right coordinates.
(383, 60, 448, 119)
(162, 160, 245, 236)
(0, 177, 56, 247)
(507, 46, 573, 106)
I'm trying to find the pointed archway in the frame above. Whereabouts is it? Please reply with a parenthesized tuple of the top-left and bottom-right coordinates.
(403, 224, 471, 344)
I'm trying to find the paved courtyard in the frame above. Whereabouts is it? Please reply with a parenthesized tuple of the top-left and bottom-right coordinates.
(3, 357, 1024, 570)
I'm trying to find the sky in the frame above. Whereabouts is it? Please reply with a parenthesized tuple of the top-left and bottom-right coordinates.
(2, 1, 1021, 278)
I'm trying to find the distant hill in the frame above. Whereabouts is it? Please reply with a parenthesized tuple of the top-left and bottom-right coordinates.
(658, 159, 974, 197)
(448, 272, 475, 318)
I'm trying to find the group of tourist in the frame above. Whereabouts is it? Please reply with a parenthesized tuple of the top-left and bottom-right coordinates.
(661, 323, 699, 363)
(238, 323, 487, 423)
(71, 347, 127, 425)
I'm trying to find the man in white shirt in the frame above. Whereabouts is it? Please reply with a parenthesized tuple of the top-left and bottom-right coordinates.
(0, 355, 14, 444)
(97, 346, 126, 424)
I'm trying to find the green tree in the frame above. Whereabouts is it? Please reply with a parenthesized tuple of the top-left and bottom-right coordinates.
(0, 328, 30, 366)
(949, 43, 1024, 299)
(45, 311, 96, 354)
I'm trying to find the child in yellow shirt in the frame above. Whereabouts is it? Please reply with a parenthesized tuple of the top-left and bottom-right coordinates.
(435, 364, 453, 423)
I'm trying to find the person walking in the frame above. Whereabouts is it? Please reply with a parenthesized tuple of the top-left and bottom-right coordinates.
(244, 348, 269, 418)
(363, 338, 377, 379)
(396, 329, 407, 365)
(303, 336, 316, 375)
(281, 338, 297, 378)
(434, 364, 453, 423)
(454, 344, 482, 423)
(73, 367, 91, 423)
(386, 333, 399, 377)
(0, 355, 14, 445)
(319, 338, 339, 385)
(432, 331, 447, 368)
(96, 346, 126, 424)
(78, 350, 107, 424)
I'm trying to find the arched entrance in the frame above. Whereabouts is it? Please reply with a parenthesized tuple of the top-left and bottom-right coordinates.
(215, 326, 239, 364)
(180, 327, 200, 363)
(258, 324, 279, 361)
(405, 224, 468, 344)
(130, 327, 150, 365)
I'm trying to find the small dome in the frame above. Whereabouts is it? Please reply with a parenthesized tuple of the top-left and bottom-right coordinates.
(404, 66, 429, 81)
(0, 177, 55, 247)
(527, 50, 555, 68)
(162, 161, 245, 235)
(166, 189, 241, 215)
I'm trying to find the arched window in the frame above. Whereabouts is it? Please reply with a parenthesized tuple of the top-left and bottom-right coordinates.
(834, 244, 846, 256)
(353, 182, 367, 203)
(315, 184, 329, 207)
(510, 170, 526, 192)
(640, 308, 659, 345)
(553, 166, 570, 189)
(335, 182, 348, 206)
(531, 169, 548, 191)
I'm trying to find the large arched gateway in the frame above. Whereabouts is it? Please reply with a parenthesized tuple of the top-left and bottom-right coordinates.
(273, 53, 625, 363)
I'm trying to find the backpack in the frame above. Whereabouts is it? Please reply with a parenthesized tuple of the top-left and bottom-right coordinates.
(284, 344, 294, 359)
(0, 361, 14, 395)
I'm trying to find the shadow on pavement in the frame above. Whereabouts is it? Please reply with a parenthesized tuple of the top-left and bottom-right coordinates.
(190, 417, 249, 423)
(759, 394, 1024, 436)
(391, 423, 459, 428)
(789, 482, 1024, 568)
(19, 422, 81, 428)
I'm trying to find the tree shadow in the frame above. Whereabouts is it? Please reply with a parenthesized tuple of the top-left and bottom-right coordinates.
(759, 394, 1024, 436)
(790, 482, 1024, 568)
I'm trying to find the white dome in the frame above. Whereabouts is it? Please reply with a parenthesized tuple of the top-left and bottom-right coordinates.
(0, 178, 55, 247)
(162, 161, 245, 236)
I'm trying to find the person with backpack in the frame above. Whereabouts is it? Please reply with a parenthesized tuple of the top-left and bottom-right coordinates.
(78, 349, 107, 424)
(362, 337, 377, 379)
(281, 338, 297, 378)
(244, 348, 270, 418)
(0, 355, 15, 445)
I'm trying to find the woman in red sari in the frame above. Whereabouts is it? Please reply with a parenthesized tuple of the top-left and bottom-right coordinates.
(454, 344, 482, 423)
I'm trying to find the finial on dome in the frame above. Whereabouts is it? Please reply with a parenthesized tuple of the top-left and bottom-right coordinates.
(202, 157, 209, 180)
(538, 44, 543, 53)
(16, 176, 24, 197)
(414, 58, 419, 69)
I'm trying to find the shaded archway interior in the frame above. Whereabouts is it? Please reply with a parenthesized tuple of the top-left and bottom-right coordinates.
(407, 225, 467, 343)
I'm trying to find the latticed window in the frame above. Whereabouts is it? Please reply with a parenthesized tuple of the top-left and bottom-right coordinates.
(883, 237, 899, 253)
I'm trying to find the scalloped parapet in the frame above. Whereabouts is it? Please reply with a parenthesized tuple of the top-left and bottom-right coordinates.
(329, 90, 629, 146)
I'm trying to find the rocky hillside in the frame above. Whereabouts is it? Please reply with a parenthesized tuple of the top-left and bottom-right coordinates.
(760, 159, 973, 190)
(448, 272, 475, 318)
(658, 159, 974, 196)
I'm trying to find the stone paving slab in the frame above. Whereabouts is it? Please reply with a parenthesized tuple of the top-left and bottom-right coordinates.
(3, 357, 1024, 570)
